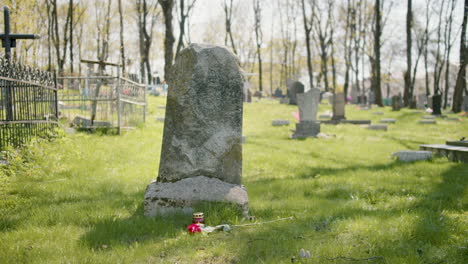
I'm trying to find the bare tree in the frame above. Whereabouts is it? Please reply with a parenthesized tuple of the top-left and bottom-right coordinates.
(404, 0, 413, 106)
(118, 0, 126, 74)
(137, 0, 159, 83)
(175, 0, 197, 59)
(223, 0, 238, 55)
(301, 0, 314, 90)
(159, 0, 175, 81)
(372, 0, 383, 106)
(443, 0, 457, 109)
(452, 0, 467, 112)
(253, 0, 263, 92)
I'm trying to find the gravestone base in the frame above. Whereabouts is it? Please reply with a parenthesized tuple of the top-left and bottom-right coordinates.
(144, 176, 249, 217)
(291, 121, 320, 139)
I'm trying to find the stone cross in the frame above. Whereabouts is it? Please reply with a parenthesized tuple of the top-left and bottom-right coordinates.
(0, 6, 40, 60)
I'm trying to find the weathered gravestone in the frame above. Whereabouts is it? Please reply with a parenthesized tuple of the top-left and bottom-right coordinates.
(417, 94, 427, 109)
(379, 118, 396, 124)
(392, 95, 401, 111)
(350, 86, 359, 104)
(273, 88, 284, 98)
(463, 96, 468, 112)
(144, 44, 249, 216)
(367, 124, 388, 131)
(332, 92, 346, 121)
(243, 81, 252, 103)
(432, 94, 442, 115)
(291, 88, 321, 138)
(287, 81, 305, 105)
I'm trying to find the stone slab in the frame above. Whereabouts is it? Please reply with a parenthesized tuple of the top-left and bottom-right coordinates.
(144, 176, 249, 217)
(379, 118, 396, 124)
(422, 115, 436, 119)
(419, 120, 437, 124)
(272, 119, 290, 126)
(372, 112, 384, 115)
(446, 140, 468, 147)
(420, 144, 468, 163)
(367, 124, 388, 131)
(392, 151, 432, 162)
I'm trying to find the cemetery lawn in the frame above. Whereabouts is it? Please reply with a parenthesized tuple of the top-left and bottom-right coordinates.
(1, 97, 467, 264)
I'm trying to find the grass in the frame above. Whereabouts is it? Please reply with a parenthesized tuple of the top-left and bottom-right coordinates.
(1, 96, 467, 264)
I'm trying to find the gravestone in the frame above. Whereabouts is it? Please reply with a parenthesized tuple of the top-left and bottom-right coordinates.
(369, 90, 375, 105)
(350, 86, 359, 104)
(463, 96, 468, 112)
(432, 94, 442, 115)
(291, 88, 321, 138)
(422, 115, 436, 120)
(419, 119, 436, 124)
(272, 120, 290, 126)
(393, 151, 432, 162)
(392, 95, 401, 111)
(379, 118, 396, 124)
(367, 124, 388, 131)
(287, 81, 305, 105)
(243, 81, 252, 103)
(417, 94, 427, 109)
(273, 88, 283, 98)
(332, 92, 346, 121)
(144, 44, 248, 216)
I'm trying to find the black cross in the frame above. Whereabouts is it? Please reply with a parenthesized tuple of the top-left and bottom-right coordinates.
(0, 6, 40, 60)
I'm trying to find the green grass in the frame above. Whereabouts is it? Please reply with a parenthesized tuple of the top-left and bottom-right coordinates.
(1, 96, 467, 264)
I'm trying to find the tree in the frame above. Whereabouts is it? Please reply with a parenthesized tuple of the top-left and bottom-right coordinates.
(301, 0, 314, 90)
(118, 0, 126, 75)
(137, 0, 159, 83)
(253, 0, 263, 92)
(452, 0, 467, 112)
(175, 0, 197, 59)
(372, 0, 383, 106)
(223, 0, 238, 55)
(158, 0, 175, 81)
(404, 0, 413, 107)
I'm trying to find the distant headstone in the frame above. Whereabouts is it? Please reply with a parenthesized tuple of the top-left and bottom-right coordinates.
(367, 124, 388, 131)
(463, 96, 468, 112)
(369, 90, 375, 105)
(372, 112, 384, 115)
(417, 94, 427, 109)
(144, 44, 248, 217)
(393, 151, 432, 162)
(392, 95, 401, 111)
(273, 88, 283, 98)
(291, 89, 321, 138)
(332, 92, 346, 121)
(350, 86, 359, 104)
(272, 120, 290, 126)
(287, 81, 305, 105)
(379, 118, 396, 124)
(422, 115, 436, 120)
(432, 94, 442, 115)
(243, 81, 251, 103)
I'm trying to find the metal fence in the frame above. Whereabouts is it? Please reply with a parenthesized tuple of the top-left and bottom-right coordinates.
(58, 76, 146, 131)
(0, 58, 58, 150)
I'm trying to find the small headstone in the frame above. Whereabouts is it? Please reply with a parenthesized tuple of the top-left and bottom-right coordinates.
(463, 96, 468, 112)
(144, 44, 248, 217)
(392, 95, 401, 111)
(444, 117, 460, 121)
(417, 94, 427, 109)
(392, 151, 432, 162)
(273, 88, 283, 98)
(367, 124, 388, 131)
(319, 114, 332, 119)
(419, 120, 437, 124)
(243, 81, 252, 103)
(379, 118, 396, 124)
(422, 115, 436, 120)
(291, 89, 321, 138)
(272, 120, 290, 126)
(350, 86, 359, 104)
(372, 112, 384, 115)
(332, 92, 346, 120)
(287, 81, 305, 105)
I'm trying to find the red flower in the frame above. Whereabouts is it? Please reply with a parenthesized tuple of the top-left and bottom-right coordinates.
(187, 224, 202, 234)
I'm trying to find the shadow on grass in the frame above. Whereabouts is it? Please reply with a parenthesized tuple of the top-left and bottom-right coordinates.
(233, 162, 468, 263)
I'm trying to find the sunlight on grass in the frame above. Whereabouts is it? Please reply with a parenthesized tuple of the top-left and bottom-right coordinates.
(1, 97, 467, 263)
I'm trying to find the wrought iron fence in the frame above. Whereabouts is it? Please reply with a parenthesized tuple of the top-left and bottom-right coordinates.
(58, 76, 146, 131)
(0, 58, 58, 150)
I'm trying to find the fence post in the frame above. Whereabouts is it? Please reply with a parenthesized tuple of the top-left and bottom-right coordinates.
(54, 70, 59, 121)
(143, 80, 147, 123)
(116, 68, 122, 135)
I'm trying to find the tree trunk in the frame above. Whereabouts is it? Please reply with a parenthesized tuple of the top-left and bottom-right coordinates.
(404, 0, 412, 107)
(373, 0, 383, 106)
(452, 0, 467, 113)
(118, 0, 126, 75)
(301, 0, 314, 90)
(254, 0, 263, 92)
(159, 0, 175, 81)
(69, 0, 74, 74)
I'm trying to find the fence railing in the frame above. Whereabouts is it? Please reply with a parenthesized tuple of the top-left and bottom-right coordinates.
(0, 58, 58, 150)
(58, 75, 146, 132)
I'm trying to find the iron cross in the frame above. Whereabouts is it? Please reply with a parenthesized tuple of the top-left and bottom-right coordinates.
(0, 6, 40, 60)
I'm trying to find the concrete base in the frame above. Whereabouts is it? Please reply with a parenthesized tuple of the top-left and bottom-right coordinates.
(144, 176, 249, 217)
(291, 121, 320, 138)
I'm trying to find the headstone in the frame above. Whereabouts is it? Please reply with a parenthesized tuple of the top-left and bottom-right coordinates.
(367, 124, 388, 131)
(417, 94, 427, 109)
(332, 92, 346, 121)
(369, 90, 375, 105)
(272, 120, 290, 126)
(379, 118, 396, 124)
(463, 96, 468, 112)
(427, 95, 433, 109)
(287, 81, 305, 105)
(273, 88, 283, 98)
(291, 89, 321, 138)
(350, 86, 359, 104)
(372, 112, 384, 115)
(297, 88, 320, 121)
(144, 44, 248, 217)
(432, 94, 442, 115)
(243, 81, 251, 102)
(392, 95, 401, 111)
(422, 115, 436, 120)
(392, 151, 432, 162)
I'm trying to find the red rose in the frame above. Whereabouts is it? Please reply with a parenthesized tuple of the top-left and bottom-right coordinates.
(187, 223, 202, 234)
